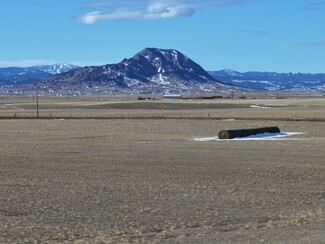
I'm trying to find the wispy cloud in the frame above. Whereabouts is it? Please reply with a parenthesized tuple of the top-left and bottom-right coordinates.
(78, 0, 255, 24)
(304, 41, 325, 47)
(239, 29, 269, 36)
(302, 1, 325, 11)
(79, 3, 195, 24)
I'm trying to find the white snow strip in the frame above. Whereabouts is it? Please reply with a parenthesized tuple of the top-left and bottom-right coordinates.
(159, 74, 164, 82)
(192, 132, 304, 142)
(250, 105, 271, 109)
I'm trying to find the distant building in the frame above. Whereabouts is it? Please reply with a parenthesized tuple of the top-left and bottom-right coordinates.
(163, 94, 182, 99)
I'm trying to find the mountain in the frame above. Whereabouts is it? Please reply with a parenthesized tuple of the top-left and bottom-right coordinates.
(0, 63, 79, 86)
(4, 52, 324, 95)
(34, 48, 235, 95)
(209, 69, 325, 92)
(32, 63, 79, 75)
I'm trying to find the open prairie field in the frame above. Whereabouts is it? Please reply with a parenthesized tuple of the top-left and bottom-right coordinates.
(1, 95, 325, 120)
(0, 96, 325, 243)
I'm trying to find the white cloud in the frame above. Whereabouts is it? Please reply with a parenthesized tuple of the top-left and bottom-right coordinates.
(79, 2, 195, 24)
(78, 0, 255, 24)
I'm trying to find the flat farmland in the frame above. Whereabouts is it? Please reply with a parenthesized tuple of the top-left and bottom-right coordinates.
(0, 97, 325, 243)
(1, 96, 325, 120)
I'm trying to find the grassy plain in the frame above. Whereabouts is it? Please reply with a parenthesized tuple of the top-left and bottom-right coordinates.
(1, 94, 325, 120)
(0, 95, 325, 243)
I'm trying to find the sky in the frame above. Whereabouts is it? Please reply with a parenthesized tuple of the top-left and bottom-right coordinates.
(0, 0, 324, 73)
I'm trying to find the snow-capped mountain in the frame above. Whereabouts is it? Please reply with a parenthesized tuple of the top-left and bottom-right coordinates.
(2, 52, 324, 95)
(35, 48, 235, 95)
(33, 63, 79, 75)
(0, 63, 79, 85)
(209, 70, 325, 92)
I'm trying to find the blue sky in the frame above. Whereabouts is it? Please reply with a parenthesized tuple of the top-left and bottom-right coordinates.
(0, 0, 324, 73)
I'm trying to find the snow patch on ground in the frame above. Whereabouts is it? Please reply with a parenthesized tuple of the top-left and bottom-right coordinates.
(193, 132, 304, 141)
(250, 105, 271, 109)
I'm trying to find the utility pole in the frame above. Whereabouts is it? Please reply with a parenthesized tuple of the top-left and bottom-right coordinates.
(36, 86, 39, 119)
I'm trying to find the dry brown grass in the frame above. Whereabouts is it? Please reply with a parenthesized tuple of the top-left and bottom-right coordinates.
(0, 96, 325, 242)
(1, 96, 325, 121)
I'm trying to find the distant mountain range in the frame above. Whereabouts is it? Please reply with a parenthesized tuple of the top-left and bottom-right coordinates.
(0, 63, 78, 86)
(0, 49, 324, 95)
(209, 69, 325, 92)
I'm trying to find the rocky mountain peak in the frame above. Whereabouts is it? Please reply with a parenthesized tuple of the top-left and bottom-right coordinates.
(126, 48, 210, 77)
(9, 48, 235, 95)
